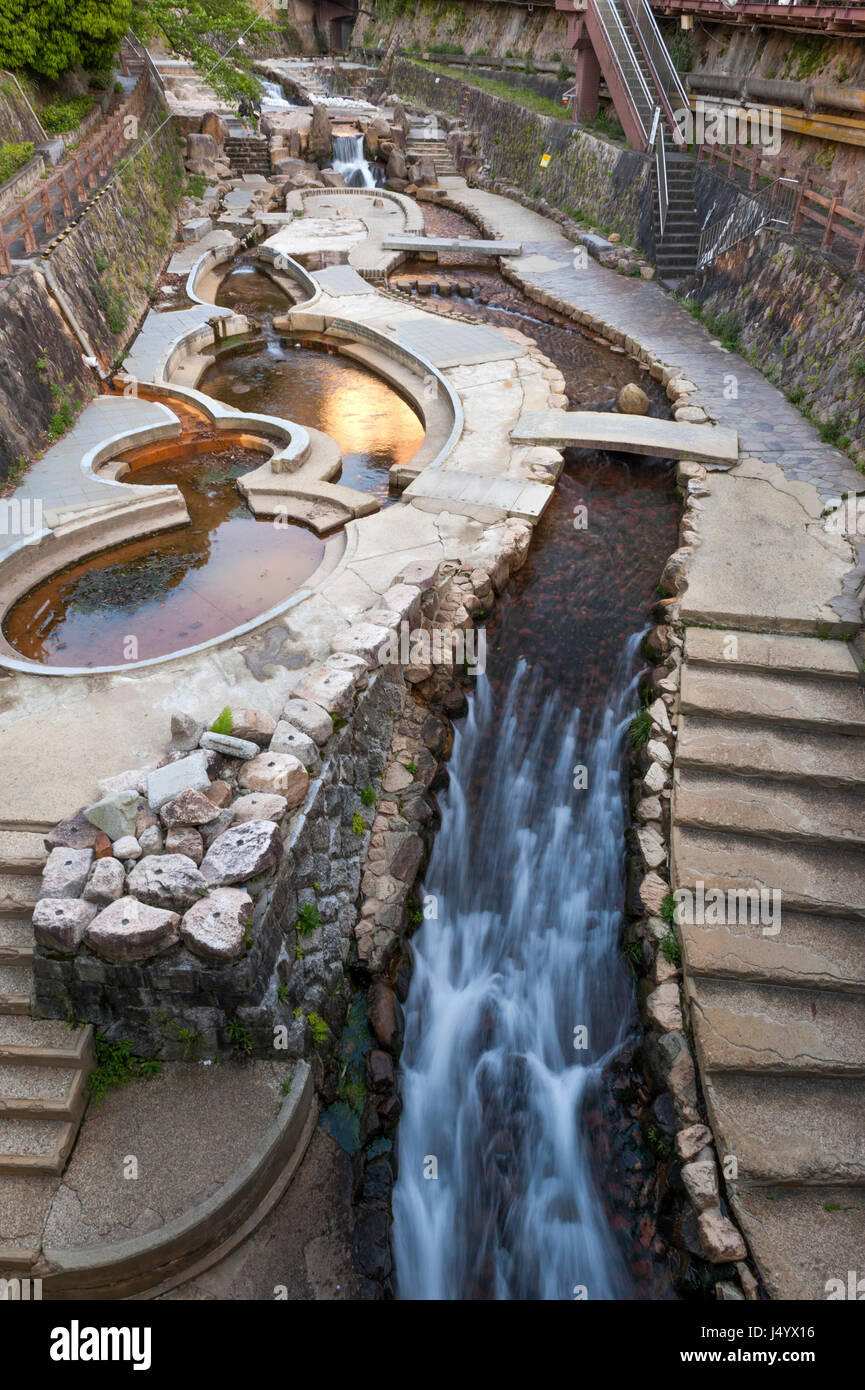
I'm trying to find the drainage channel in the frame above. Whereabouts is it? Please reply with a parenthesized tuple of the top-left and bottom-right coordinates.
(380, 205, 683, 1299)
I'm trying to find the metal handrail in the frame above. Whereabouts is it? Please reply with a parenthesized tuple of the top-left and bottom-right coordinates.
(623, 0, 689, 115)
(595, 0, 655, 142)
(650, 108, 668, 238)
(698, 176, 799, 267)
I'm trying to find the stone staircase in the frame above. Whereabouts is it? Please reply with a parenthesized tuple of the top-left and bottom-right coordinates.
(671, 626, 865, 1298)
(405, 128, 458, 177)
(224, 134, 271, 176)
(654, 154, 699, 286)
(0, 852, 94, 1272)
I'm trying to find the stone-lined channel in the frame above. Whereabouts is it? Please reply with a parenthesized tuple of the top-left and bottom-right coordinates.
(386, 207, 681, 1298)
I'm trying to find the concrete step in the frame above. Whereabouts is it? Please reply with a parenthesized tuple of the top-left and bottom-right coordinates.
(680, 665, 865, 734)
(677, 712, 865, 786)
(687, 976, 865, 1076)
(704, 1072, 865, 1184)
(0, 1017, 93, 1068)
(0, 1117, 76, 1175)
(0, 830, 48, 875)
(684, 626, 862, 680)
(730, 1184, 865, 1298)
(0, 875, 40, 916)
(680, 909, 865, 993)
(672, 824, 865, 917)
(0, 1064, 85, 1121)
(673, 767, 865, 846)
(0, 918, 33, 952)
(0, 960, 31, 1016)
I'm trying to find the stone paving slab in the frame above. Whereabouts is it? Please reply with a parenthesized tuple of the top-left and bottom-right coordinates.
(684, 627, 862, 679)
(396, 317, 527, 368)
(681, 471, 857, 634)
(123, 304, 234, 384)
(511, 410, 739, 465)
(704, 1073, 865, 1185)
(404, 468, 552, 521)
(40, 1060, 286, 1250)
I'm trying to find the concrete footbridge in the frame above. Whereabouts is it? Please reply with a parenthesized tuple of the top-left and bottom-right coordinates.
(511, 410, 740, 467)
(380, 234, 522, 258)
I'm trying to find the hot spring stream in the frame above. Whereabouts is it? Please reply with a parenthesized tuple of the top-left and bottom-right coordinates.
(384, 210, 680, 1299)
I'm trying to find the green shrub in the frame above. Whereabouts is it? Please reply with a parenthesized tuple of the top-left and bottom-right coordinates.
(0, 140, 34, 184)
(40, 95, 94, 133)
(628, 706, 652, 749)
(661, 932, 682, 966)
(307, 1011, 331, 1046)
(296, 902, 322, 936)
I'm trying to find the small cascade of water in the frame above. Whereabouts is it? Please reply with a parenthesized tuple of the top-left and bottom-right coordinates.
(259, 79, 293, 111)
(392, 637, 645, 1301)
(331, 133, 381, 189)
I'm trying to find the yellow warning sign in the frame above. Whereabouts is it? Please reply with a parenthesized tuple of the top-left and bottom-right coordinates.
(540, 152, 551, 168)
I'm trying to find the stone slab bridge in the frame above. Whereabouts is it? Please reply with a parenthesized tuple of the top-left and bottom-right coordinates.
(380, 235, 523, 258)
(511, 411, 739, 466)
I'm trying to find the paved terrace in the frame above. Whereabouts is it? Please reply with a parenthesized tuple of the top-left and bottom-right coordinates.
(436, 175, 865, 1299)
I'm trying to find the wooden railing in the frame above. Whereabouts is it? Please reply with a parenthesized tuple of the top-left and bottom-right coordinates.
(697, 140, 865, 270)
(0, 64, 152, 276)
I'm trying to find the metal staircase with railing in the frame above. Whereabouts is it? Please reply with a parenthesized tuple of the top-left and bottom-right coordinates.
(583, 0, 699, 283)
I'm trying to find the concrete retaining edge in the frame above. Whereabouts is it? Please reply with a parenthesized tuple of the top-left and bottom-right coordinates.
(36, 1060, 316, 1299)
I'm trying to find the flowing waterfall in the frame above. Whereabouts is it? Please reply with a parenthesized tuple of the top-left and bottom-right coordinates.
(392, 638, 644, 1300)
(331, 133, 380, 188)
(259, 79, 293, 110)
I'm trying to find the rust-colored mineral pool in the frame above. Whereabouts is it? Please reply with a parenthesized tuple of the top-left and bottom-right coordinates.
(199, 330, 425, 505)
(3, 442, 325, 669)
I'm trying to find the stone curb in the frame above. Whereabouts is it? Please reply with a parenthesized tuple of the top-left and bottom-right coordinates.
(33, 1060, 315, 1298)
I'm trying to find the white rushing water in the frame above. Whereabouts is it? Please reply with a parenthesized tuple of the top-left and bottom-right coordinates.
(392, 641, 642, 1300)
(331, 133, 378, 188)
(259, 79, 294, 111)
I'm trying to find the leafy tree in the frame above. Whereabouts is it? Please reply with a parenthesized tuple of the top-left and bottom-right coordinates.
(131, 0, 269, 101)
(0, 0, 131, 80)
(0, 0, 267, 101)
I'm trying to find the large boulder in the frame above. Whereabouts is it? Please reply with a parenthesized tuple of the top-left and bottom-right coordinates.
(308, 103, 333, 163)
(386, 147, 407, 183)
(364, 126, 380, 159)
(320, 168, 347, 188)
(86, 897, 180, 963)
(39, 847, 93, 900)
(33, 898, 98, 954)
(200, 819, 283, 887)
(238, 752, 309, 806)
(408, 155, 437, 188)
(126, 854, 208, 911)
(181, 888, 253, 960)
(186, 132, 220, 161)
(201, 111, 227, 145)
(617, 382, 650, 415)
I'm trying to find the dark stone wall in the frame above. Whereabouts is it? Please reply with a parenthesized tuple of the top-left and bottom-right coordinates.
(692, 230, 865, 464)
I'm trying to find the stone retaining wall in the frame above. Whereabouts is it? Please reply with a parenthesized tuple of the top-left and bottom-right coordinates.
(693, 229, 865, 466)
(33, 662, 406, 1063)
(0, 95, 184, 483)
